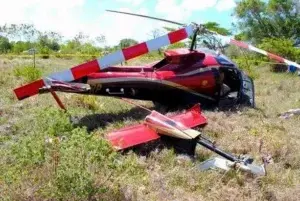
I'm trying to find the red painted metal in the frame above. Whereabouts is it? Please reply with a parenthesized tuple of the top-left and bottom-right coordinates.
(108, 124, 160, 150)
(267, 53, 285, 63)
(202, 55, 219, 66)
(101, 66, 154, 72)
(14, 79, 45, 100)
(230, 39, 249, 49)
(88, 72, 152, 79)
(164, 48, 193, 56)
(122, 42, 149, 60)
(49, 88, 67, 111)
(168, 28, 188, 43)
(170, 104, 207, 128)
(71, 60, 100, 80)
(107, 104, 206, 150)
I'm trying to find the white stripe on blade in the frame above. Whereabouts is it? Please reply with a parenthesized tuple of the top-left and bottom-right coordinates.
(48, 69, 74, 82)
(249, 45, 268, 56)
(146, 35, 170, 52)
(97, 50, 125, 69)
(283, 59, 300, 69)
(185, 25, 194, 37)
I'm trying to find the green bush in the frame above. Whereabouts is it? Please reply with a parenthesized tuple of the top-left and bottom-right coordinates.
(39, 47, 50, 59)
(233, 57, 261, 79)
(49, 127, 116, 200)
(259, 38, 300, 62)
(167, 42, 186, 49)
(54, 53, 73, 60)
(13, 65, 42, 82)
(1, 107, 129, 200)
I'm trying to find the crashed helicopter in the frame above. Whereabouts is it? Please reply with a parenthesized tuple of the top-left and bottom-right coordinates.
(13, 10, 300, 176)
(14, 15, 257, 109)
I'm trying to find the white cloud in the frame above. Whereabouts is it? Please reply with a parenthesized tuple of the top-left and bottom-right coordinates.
(181, 0, 218, 11)
(155, 0, 235, 23)
(155, 0, 191, 23)
(116, 0, 146, 6)
(216, 0, 236, 11)
(0, 0, 86, 38)
(0, 0, 168, 46)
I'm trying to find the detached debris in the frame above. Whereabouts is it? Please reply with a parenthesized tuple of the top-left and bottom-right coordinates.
(108, 104, 266, 176)
(280, 108, 300, 119)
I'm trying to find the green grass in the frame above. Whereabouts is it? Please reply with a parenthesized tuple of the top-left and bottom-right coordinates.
(1, 56, 300, 200)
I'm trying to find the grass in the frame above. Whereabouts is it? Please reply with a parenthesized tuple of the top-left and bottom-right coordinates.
(0, 56, 300, 200)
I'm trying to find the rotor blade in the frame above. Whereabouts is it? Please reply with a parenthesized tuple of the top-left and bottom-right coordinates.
(106, 9, 185, 26)
(14, 25, 194, 100)
(229, 39, 300, 69)
(205, 28, 300, 69)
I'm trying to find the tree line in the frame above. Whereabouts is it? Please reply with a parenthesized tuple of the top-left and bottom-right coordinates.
(0, 24, 143, 56)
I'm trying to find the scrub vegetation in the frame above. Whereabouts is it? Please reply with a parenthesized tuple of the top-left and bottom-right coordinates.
(0, 56, 300, 201)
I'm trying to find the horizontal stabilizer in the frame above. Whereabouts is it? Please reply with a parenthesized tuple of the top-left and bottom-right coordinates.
(107, 124, 160, 150)
(107, 104, 206, 150)
(14, 79, 45, 100)
(171, 103, 206, 128)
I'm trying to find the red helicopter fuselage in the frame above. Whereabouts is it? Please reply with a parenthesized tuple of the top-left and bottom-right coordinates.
(71, 48, 255, 108)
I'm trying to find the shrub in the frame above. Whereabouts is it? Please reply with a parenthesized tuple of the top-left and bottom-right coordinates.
(73, 95, 100, 111)
(259, 38, 299, 62)
(49, 127, 117, 200)
(39, 47, 50, 59)
(233, 56, 261, 79)
(1, 107, 126, 200)
(54, 53, 73, 60)
(13, 65, 42, 82)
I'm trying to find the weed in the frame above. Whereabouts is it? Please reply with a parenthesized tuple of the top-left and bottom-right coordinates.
(13, 65, 42, 82)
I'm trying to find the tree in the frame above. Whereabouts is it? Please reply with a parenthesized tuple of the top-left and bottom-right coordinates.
(234, 0, 300, 43)
(74, 32, 89, 44)
(149, 29, 162, 39)
(11, 41, 31, 54)
(197, 22, 231, 51)
(36, 31, 62, 52)
(95, 35, 106, 47)
(119, 38, 138, 49)
(0, 36, 12, 53)
(164, 24, 230, 51)
(167, 42, 186, 49)
(20, 24, 39, 42)
(149, 29, 163, 54)
(163, 27, 176, 32)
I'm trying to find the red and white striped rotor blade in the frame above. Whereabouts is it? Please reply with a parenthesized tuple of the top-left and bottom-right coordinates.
(14, 25, 194, 100)
(229, 39, 300, 69)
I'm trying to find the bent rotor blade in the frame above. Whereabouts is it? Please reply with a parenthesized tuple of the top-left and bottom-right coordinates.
(106, 9, 186, 26)
(229, 39, 300, 69)
(206, 28, 300, 69)
(14, 25, 194, 100)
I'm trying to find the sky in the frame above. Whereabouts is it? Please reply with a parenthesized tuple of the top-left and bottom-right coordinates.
(0, 0, 236, 46)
